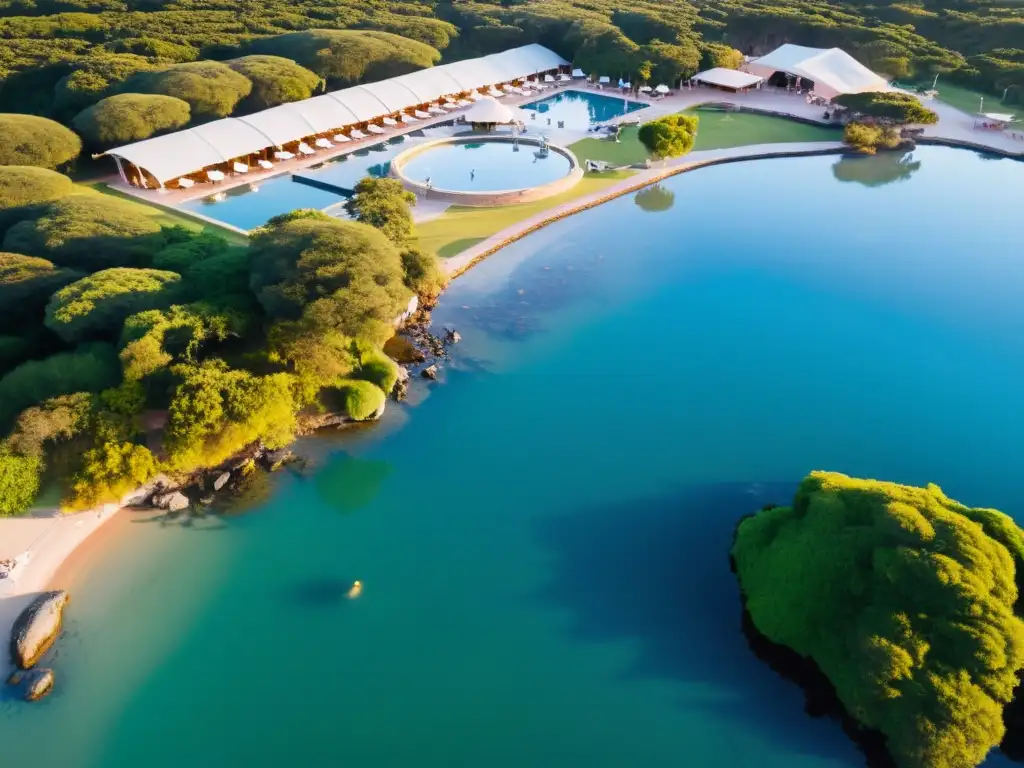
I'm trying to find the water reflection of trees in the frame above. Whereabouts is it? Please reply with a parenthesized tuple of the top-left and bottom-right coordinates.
(831, 152, 921, 187)
(315, 454, 393, 513)
(634, 184, 676, 212)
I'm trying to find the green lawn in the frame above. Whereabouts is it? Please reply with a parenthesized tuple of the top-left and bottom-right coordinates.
(688, 109, 840, 150)
(568, 109, 839, 167)
(933, 81, 1024, 121)
(83, 182, 250, 245)
(415, 171, 634, 259)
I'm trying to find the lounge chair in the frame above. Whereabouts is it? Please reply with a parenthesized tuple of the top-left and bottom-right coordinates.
(382, 117, 399, 126)
(274, 150, 295, 160)
(314, 137, 333, 149)
(258, 159, 274, 170)
(332, 133, 351, 143)
(177, 178, 195, 189)
(206, 169, 225, 182)
(366, 124, 386, 135)
(414, 109, 431, 119)
(232, 162, 249, 173)
(298, 143, 315, 156)
(350, 129, 367, 139)
(401, 114, 417, 123)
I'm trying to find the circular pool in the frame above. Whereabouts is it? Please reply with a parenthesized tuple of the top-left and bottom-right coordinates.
(392, 136, 582, 205)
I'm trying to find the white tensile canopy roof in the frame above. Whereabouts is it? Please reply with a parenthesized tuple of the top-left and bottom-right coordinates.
(105, 43, 568, 184)
(746, 44, 888, 99)
(692, 68, 763, 90)
(462, 96, 516, 124)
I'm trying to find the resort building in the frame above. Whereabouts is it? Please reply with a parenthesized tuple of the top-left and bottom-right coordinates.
(104, 44, 568, 189)
(691, 68, 764, 93)
(745, 44, 889, 99)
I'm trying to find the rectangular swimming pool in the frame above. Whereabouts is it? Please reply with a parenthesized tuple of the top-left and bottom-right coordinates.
(519, 90, 647, 131)
(175, 133, 433, 231)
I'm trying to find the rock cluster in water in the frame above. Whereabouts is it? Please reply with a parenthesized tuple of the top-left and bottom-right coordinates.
(7, 590, 69, 702)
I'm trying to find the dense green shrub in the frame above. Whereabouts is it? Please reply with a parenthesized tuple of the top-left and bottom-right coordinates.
(337, 378, 385, 421)
(6, 392, 92, 458)
(2, 194, 166, 270)
(400, 247, 446, 305)
(116, 61, 252, 120)
(0, 342, 120, 429)
(355, 345, 399, 394)
(0, 252, 84, 325)
(733, 471, 1024, 768)
(344, 176, 416, 245)
(107, 37, 199, 63)
(267, 319, 357, 405)
(226, 55, 321, 111)
(638, 114, 699, 160)
(843, 121, 902, 154)
(0, 166, 74, 232)
(52, 54, 158, 118)
(249, 216, 411, 345)
(701, 43, 743, 71)
(73, 93, 191, 149)
(67, 440, 157, 509)
(0, 334, 34, 373)
(45, 267, 181, 343)
(0, 114, 82, 169)
(164, 360, 296, 471)
(245, 29, 440, 86)
(834, 92, 939, 124)
(0, 447, 42, 517)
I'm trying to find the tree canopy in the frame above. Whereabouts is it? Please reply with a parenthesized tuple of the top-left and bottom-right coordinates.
(733, 471, 1024, 768)
(344, 176, 416, 245)
(638, 114, 699, 160)
(73, 93, 191, 149)
(843, 121, 902, 154)
(0, 114, 81, 169)
(226, 55, 321, 112)
(51, 53, 158, 119)
(116, 61, 252, 120)
(0, 166, 74, 232)
(834, 92, 939, 124)
(244, 29, 441, 86)
(45, 267, 181, 343)
(2, 194, 166, 271)
(0, 252, 83, 326)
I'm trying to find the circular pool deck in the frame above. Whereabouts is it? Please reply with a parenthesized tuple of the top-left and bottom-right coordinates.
(391, 136, 584, 206)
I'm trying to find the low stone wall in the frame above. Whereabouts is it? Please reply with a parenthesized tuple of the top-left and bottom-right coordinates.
(917, 135, 1023, 160)
(391, 136, 584, 206)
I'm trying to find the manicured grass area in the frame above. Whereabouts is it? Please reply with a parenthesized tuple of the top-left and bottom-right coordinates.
(83, 182, 250, 245)
(568, 108, 839, 167)
(933, 81, 1024, 121)
(569, 126, 649, 167)
(415, 171, 634, 259)
(688, 109, 839, 150)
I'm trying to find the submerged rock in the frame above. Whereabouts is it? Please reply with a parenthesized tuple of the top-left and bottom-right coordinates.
(10, 590, 69, 669)
(421, 365, 438, 380)
(263, 448, 295, 472)
(445, 328, 462, 344)
(22, 668, 54, 702)
(152, 491, 189, 512)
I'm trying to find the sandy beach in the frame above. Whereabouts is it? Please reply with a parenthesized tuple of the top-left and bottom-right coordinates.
(0, 502, 121, 676)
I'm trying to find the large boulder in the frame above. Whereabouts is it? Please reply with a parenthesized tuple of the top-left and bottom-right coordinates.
(152, 490, 189, 511)
(22, 667, 54, 701)
(10, 590, 69, 669)
(212, 472, 231, 491)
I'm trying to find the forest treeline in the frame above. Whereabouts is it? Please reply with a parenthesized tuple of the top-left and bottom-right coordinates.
(0, 0, 1021, 123)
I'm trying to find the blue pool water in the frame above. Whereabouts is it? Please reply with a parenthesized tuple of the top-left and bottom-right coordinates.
(3, 147, 1023, 768)
(400, 140, 573, 192)
(176, 135, 428, 231)
(520, 89, 647, 130)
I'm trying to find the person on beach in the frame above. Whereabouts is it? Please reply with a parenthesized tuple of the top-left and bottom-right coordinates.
(470, 169, 475, 181)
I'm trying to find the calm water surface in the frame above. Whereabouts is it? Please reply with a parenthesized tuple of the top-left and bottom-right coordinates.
(520, 90, 648, 129)
(401, 140, 573, 191)
(2, 147, 1023, 768)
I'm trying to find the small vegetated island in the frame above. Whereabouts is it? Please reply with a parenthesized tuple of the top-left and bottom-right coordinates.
(732, 471, 1024, 768)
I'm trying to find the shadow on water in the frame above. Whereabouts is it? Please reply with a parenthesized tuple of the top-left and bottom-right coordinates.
(533, 480, 860, 765)
(315, 454, 394, 514)
(285, 578, 357, 607)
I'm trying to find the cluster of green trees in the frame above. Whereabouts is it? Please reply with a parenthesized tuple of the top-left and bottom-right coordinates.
(0, 165, 445, 515)
(638, 113, 699, 161)
(733, 471, 1024, 768)
(843, 122, 901, 154)
(835, 92, 939, 124)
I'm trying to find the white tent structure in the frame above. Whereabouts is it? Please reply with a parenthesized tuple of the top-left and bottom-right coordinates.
(746, 44, 887, 99)
(461, 96, 517, 125)
(692, 68, 763, 91)
(105, 43, 569, 187)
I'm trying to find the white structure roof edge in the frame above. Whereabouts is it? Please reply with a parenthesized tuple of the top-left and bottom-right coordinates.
(462, 96, 516, 124)
(746, 44, 888, 100)
(692, 68, 763, 90)
(106, 43, 568, 184)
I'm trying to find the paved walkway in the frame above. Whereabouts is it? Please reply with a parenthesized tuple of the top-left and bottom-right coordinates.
(442, 140, 846, 276)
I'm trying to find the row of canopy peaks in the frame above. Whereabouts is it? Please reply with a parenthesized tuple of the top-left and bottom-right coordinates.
(106, 44, 568, 185)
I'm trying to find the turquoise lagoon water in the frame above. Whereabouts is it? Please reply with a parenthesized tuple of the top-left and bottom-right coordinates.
(3, 147, 1024, 767)
(400, 140, 573, 192)
(520, 90, 647, 130)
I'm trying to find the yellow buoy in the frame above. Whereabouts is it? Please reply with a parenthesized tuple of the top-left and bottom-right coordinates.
(347, 580, 363, 599)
